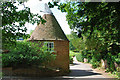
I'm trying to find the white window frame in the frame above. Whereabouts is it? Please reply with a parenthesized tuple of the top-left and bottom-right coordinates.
(44, 42, 54, 52)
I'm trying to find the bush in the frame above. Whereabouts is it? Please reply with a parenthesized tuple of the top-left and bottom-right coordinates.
(69, 51, 75, 64)
(76, 53, 84, 62)
(90, 56, 100, 69)
(116, 67, 120, 79)
(91, 62, 100, 69)
(2, 41, 56, 68)
(69, 54, 73, 64)
(117, 72, 120, 79)
(70, 51, 76, 57)
(115, 53, 120, 64)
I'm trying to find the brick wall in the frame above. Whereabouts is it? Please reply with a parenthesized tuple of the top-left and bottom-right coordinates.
(30, 40, 69, 72)
(52, 40, 69, 72)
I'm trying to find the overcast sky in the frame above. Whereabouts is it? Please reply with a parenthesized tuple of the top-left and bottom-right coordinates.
(24, 0, 71, 34)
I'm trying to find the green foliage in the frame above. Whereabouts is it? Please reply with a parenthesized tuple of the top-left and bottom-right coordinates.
(70, 51, 76, 57)
(117, 72, 120, 79)
(69, 54, 73, 64)
(69, 51, 76, 64)
(1, 1, 46, 49)
(112, 67, 120, 79)
(111, 67, 120, 79)
(115, 53, 120, 64)
(90, 56, 100, 69)
(2, 41, 56, 68)
(105, 53, 116, 72)
(49, 2, 120, 75)
(72, 38, 85, 51)
(76, 53, 84, 62)
(117, 67, 120, 72)
(66, 31, 78, 51)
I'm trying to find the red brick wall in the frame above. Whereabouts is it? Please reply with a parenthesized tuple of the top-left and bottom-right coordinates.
(52, 40, 69, 72)
(29, 40, 69, 72)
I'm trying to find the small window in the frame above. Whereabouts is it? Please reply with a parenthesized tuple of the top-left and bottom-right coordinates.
(44, 42, 54, 51)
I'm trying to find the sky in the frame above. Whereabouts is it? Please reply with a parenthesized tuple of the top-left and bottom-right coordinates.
(24, 0, 71, 34)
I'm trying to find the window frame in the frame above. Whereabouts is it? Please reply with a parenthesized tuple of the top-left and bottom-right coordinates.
(44, 42, 54, 52)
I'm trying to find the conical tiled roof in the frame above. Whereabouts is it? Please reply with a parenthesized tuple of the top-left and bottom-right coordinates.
(28, 4, 68, 41)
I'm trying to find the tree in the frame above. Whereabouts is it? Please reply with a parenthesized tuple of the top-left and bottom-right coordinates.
(66, 31, 78, 51)
(1, 1, 46, 49)
(49, 1, 120, 55)
(49, 2, 120, 71)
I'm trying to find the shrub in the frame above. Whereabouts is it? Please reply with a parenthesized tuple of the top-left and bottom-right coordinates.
(69, 51, 77, 64)
(69, 54, 73, 64)
(106, 53, 116, 72)
(116, 67, 120, 79)
(115, 53, 120, 64)
(90, 56, 100, 69)
(70, 51, 76, 57)
(76, 53, 84, 62)
(117, 72, 120, 79)
(91, 62, 100, 69)
(2, 41, 56, 68)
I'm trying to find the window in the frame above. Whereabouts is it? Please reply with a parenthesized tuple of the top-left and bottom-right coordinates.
(44, 42, 54, 51)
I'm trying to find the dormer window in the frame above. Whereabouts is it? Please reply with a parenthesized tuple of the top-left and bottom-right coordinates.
(44, 42, 54, 51)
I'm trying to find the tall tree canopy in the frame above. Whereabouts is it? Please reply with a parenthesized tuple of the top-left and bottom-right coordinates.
(1, 1, 46, 48)
(66, 31, 78, 51)
(49, 2, 120, 64)
(49, 2, 120, 36)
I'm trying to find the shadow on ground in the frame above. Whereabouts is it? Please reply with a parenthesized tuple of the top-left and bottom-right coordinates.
(2, 77, 118, 80)
(72, 63, 80, 65)
(2, 70, 118, 80)
(68, 69, 101, 77)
